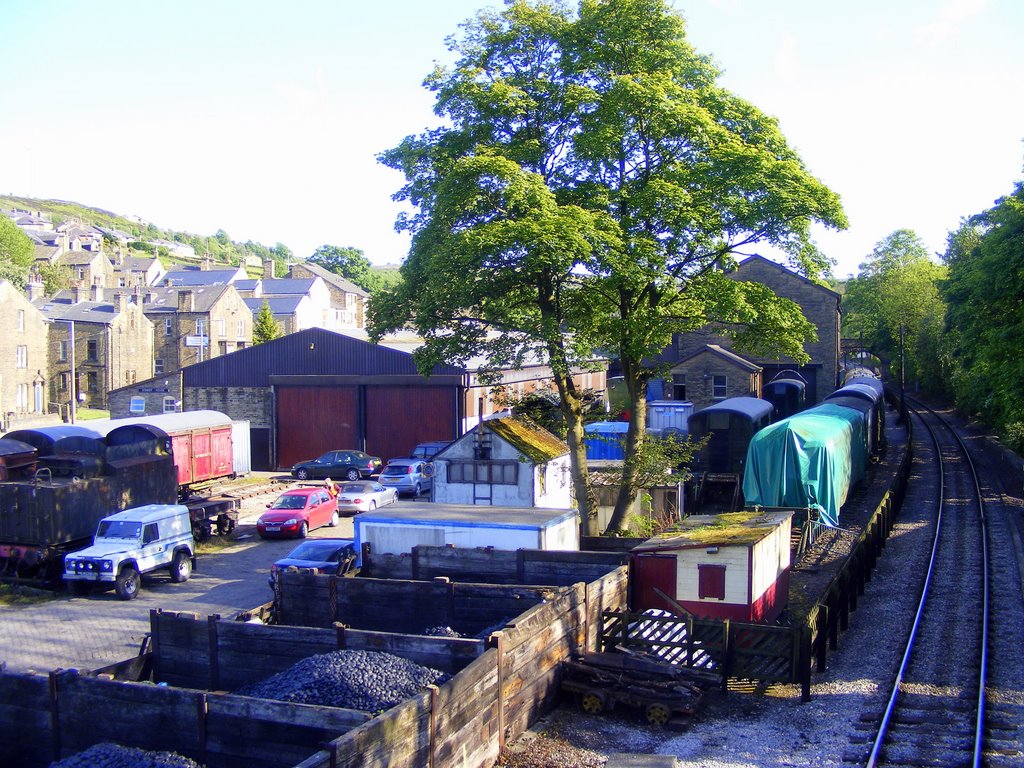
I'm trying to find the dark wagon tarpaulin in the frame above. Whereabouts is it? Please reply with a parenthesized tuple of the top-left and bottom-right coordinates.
(741, 403, 867, 527)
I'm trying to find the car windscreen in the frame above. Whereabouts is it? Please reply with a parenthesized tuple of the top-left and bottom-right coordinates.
(342, 483, 368, 493)
(270, 494, 308, 510)
(97, 520, 142, 539)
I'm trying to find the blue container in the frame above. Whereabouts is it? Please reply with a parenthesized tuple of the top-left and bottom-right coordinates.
(584, 421, 629, 460)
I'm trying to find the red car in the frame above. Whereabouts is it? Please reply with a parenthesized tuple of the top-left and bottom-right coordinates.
(256, 488, 340, 539)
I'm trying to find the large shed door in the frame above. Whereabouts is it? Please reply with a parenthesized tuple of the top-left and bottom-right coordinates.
(631, 554, 678, 613)
(365, 387, 455, 463)
(277, 387, 358, 469)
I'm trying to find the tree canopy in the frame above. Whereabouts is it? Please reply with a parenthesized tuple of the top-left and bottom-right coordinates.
(372, 0, 846, 533)
(308, 245, 379, 292)
(941, 181, 1024, 447)
(0, 215, 35, 288)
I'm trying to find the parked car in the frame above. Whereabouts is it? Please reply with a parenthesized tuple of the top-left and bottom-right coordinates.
(267, 538, 357, 588)
(335, 481, 399, 514)
(63, 504, 195, 600)
(256, 487, 340, 539)
(409, 441, 452, 461)
(290, 450, 382, 481)
(379, 458, 433, 497)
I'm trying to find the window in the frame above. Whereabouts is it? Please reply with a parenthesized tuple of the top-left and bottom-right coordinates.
(196, 319, 206, 337)
(17, 310, 25, 331)
(15, 345, 27, 368)
(163, 396, 178, 413)
(16, 383, 28, 410)
(448, 461, 518, 485)
(237, 319, 244, 337)
(672, 374, 686, 401)
(77, 268, 85, 280)
(217, 318, 226, 337)
(698, 564, 727, 600)
(143, 524, 159, 545)
(87, 372, 98, 392)
(164, 318, 172, 336)
(129, 397, 146, 414)
(712, 375, 727, 400)
(58, 340, 68, 362)
(87, 339, 98, 362)
(118, 276, 127, 288)
(59, 373, 68, 391)
(155, 359, 164, 375)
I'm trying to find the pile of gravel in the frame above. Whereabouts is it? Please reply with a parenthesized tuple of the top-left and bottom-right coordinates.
(422, 625, 462, 637)
(236, 649, 449, 713)
(49, 743, 201, 768)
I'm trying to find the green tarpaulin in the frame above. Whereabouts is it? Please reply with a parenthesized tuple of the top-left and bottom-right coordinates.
(741, 404, 868, 527)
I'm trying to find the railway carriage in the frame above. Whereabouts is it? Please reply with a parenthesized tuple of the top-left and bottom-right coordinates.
(762, 373, 807, 421)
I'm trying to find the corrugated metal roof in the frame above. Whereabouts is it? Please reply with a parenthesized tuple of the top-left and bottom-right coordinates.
(182, 327, 467, 387)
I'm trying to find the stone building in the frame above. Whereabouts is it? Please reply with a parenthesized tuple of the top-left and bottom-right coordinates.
(658, 255, 841, 408)
(285, 261, 368, 329)
(35, 285, 154, 411)
(0, 281, 50, 430)
(141, 284, 252, 375)
(670, 344, 763, 412)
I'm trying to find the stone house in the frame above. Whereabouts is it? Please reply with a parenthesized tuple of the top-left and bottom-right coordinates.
(35, 285, 154, 411)
(141, 285, 252, 376)
(235, 276, 332, 334)
(114, 254, 166, 290)
(432, 416, 573, 508)
(670, 344, 763, 412)
(56, 250, 114, 289)
(0, 281, 50, 430)
(285, 261, 368, 329)
(659, 255, 841, 407)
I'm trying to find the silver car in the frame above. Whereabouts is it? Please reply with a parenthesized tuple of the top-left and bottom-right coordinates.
(379, 459, 433, 497)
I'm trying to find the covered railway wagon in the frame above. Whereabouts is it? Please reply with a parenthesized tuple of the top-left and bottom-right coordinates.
(741, 402, 870, 527)
(761, 373, 807, 421)
(0, 438, 38, 481)
(101, 410, 235, 497)
(687, 397, 775, 476)
(5, 423, 119, 480)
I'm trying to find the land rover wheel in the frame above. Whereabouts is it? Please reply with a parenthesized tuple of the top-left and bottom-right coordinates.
(170, 551, 192, 583)
(115, 566, 141, 600)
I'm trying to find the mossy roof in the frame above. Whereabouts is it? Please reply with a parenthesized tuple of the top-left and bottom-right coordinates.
(486, 416, 568, 463)
(635, 510, 794, 551)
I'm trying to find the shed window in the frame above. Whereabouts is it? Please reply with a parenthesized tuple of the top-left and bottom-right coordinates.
(712, 375, 728, 400)
(698, 563, 727, 600)
(672, 374, 686, 401)
(448, 461, 518, 485)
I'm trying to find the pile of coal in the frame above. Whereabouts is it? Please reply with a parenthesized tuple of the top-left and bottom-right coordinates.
(422, 625, 462, 637)
(49, 743, 201, 768)
(237, 649, 449, 713)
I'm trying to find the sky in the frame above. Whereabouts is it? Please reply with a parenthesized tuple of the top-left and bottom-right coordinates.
(1, 0, 1022, 279)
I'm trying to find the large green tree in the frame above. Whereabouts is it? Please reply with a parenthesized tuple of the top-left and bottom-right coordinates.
(842, 229, 947, 389)
(309, 245, 376, 291)
(372, 0, 846, 533)
(0, 215, 35, 288)
(941, 181, 1024, 446)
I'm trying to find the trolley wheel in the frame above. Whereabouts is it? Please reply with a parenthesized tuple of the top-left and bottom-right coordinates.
(580, 693, 604, 715)
(646, 702, 671, 726)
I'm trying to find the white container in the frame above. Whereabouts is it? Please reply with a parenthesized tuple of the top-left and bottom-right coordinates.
(353, 503, 579, 563)
(646, 401, 693, 434)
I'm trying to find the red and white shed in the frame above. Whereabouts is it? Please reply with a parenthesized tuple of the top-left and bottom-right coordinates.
(629, 510, 794, 623)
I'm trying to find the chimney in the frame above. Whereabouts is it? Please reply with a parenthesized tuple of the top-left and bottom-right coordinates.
(73, 285, 85, 303)
(91, 284, 103, 303)
(263, 259, 275, 280)
(177, 289, 194, 312)
(202, 255, 212, 271)
(26, 276, 44, 302)
(117, 292, 129, 314)
(144, 290, 155, 304)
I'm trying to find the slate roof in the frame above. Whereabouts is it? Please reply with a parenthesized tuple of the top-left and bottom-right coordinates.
(290, 261, 368, 297)
(243, 296, 304, 314)
(259, 278, 317, 295)
(162, 268, 245, 287)
(140, 285, 231, 314)
(35, 295, 121, 325)
(674, 344, 761, 372)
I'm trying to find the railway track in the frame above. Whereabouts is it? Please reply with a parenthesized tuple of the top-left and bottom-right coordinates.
(854, 397, 995, 767)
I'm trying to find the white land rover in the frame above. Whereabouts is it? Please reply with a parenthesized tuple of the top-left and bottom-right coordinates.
(63, 504, 196, 600)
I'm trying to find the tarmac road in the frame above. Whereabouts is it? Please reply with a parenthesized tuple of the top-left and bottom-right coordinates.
(0, 477, 360, 675)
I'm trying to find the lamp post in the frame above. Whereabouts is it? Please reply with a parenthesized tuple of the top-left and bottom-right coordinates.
(67, 319, 77, 424)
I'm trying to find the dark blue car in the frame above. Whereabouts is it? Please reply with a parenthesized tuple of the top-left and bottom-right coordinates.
(267, 538, 356, 588)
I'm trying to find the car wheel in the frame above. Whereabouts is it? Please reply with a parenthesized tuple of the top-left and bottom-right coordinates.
(298, 521, 308, 538)
(368, 501, 376, 512)
(329, 510, 339, 527)
(169, 551, 192, 583)
(414, 483, 421, 496)
(115, 565, 141, 600)
(345, 468, 360, 481)
(296, 468, 309, 480)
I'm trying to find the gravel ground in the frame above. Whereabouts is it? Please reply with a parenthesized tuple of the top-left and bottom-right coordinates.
(498, 404, 1024, 767)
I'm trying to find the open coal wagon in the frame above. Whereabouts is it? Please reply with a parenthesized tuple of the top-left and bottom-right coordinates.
(560, 651, 708, 726)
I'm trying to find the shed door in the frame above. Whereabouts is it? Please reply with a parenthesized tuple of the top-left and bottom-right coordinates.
(631, 554, 678, 613)
(277, 387, 358, 469)
(365, 386, 455, 463)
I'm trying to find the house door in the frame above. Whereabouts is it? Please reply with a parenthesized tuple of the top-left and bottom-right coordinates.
(631, 554, 678, 613)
